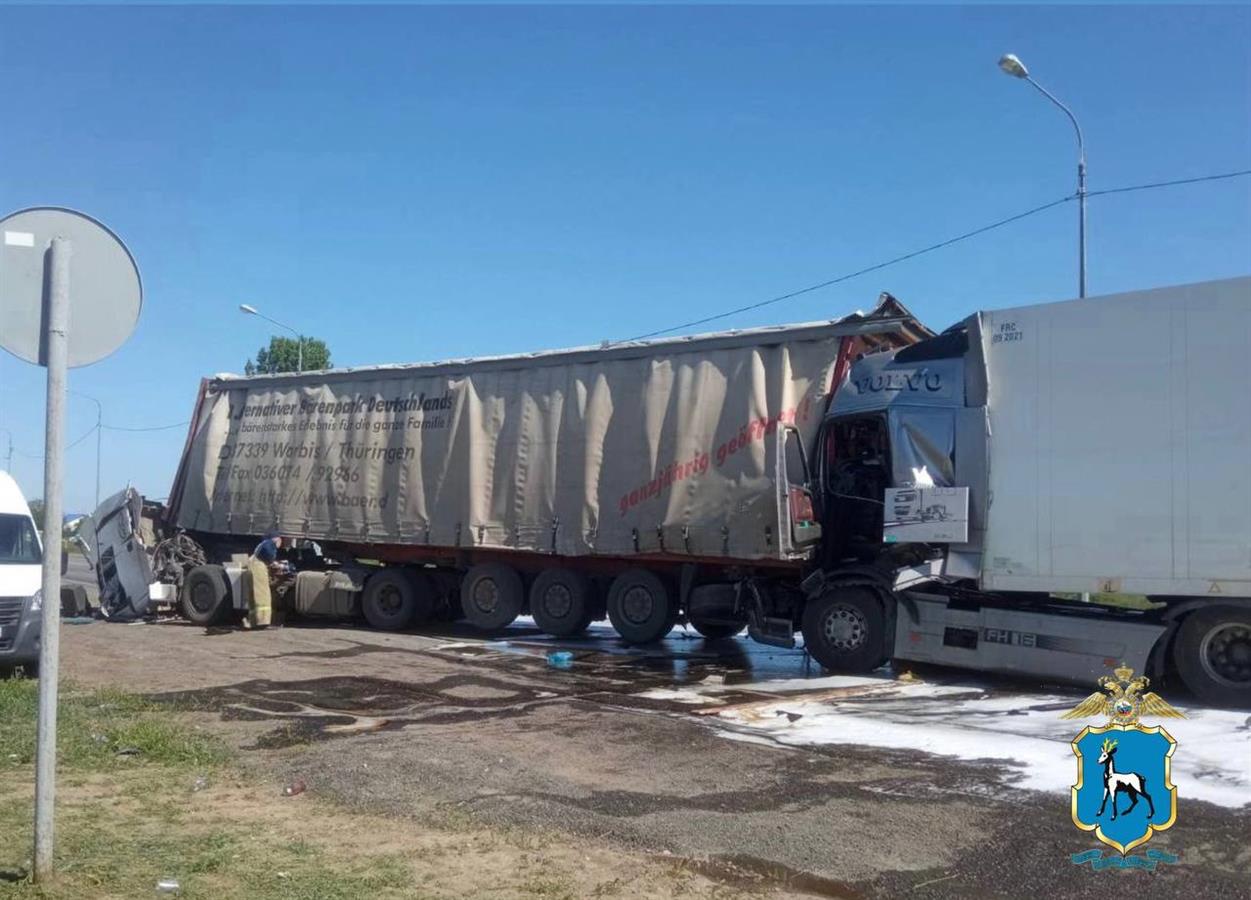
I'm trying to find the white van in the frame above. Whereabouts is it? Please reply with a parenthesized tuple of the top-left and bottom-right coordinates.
(0, 471, 43, 676)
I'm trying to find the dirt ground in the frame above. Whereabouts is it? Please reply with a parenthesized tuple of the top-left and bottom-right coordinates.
(50, 584, 1251, 900)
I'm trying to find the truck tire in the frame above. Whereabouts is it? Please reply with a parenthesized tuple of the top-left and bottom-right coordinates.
(801, 586, 888, 673)
(362, 569, 423, 631)
(607, 569, 674, 644)
(460, 564, 524, 631)
(690, 619, 745, 641)
(182, 565, 232, 626)
(530, 568, 594, 637)
(61, 584, 90, 617)
(1173, 606, 1251, 708)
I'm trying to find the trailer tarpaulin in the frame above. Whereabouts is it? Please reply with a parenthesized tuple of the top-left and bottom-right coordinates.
(170, 298, 926, 562)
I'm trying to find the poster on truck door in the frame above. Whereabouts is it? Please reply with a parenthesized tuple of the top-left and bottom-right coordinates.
(170, 335, 846, 562)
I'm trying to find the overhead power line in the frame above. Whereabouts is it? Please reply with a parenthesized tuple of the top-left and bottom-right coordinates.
(6, 420, 189, 459)
(1086, 168, 1251, 198)
(65, 424, 99, 452)
(14, 424, 101, 458)
(102, 420, 190, 432)
(628, 167, 1251, 341)
(7, 420, 190, 458)
(628, 195, 1073, 341)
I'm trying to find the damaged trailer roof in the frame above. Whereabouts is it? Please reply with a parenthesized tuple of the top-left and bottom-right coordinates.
(211, 293, 932, 387)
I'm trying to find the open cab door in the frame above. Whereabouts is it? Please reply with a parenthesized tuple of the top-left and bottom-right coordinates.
(777, 424, 822, 555)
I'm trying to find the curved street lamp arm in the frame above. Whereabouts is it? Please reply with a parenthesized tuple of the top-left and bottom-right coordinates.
(69, 391, 102, 418)
(246, 310, 304, 373)
(250, 311, 299, 341)
(1025, 76, 1086, 166)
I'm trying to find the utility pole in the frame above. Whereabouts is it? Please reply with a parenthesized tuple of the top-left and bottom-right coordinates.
(95, 406, 101, 509)
(71, 392, 103, 509)
(33, 237, 70, 880)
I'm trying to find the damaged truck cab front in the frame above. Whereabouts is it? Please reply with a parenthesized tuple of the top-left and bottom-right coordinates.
(798, 323, 988, 671)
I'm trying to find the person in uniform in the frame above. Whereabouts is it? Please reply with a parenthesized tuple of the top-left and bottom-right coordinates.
(245, 531, 284, 629)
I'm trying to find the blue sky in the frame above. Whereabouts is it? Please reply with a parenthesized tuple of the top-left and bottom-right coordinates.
(1, 3, 1248, 512)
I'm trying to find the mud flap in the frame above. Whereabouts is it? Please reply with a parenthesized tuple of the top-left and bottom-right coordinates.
(747, 616, 796, 648)
(739, 581, 796, 648)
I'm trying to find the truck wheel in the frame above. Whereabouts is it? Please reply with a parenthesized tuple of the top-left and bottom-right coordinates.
(460, 564, 524, 631)
(690, 619, 745, 641)
(530, 568, 594, 637)
(182, 565, 232, 626)
(362, 570, 421, 631)
(60, 584, 89, 617)
(607, 569, 674, 644)
(1173, 606, 1251, 708)
(801, 586, 888, 673)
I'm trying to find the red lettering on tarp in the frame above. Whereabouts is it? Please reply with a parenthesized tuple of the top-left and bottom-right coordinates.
(617, 396, 814, 516)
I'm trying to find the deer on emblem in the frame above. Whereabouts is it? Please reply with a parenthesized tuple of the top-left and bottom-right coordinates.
(1096, 738, 1155, 820)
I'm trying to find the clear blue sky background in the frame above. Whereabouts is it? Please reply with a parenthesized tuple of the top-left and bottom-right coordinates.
(1, 3, 1248, 512)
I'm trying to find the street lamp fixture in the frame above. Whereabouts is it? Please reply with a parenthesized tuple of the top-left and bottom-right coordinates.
(997, 53, 1029, 79)
(238, 303, 303, 373)
(998, 52, 1087, 298)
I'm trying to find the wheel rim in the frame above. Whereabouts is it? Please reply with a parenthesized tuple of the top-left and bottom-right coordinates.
(1199, 622, 1251, 688)
(823, 604, 868, 651)
(620, 585, 655, 625)
(190, 580, 214, 614)
(543, 583, 573, 619)
(471, 578, 499, 615)
(377, 584, 403, 617)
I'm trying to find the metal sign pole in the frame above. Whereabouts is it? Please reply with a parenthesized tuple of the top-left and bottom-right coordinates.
(33, 236, 71, 880)
(0, 207, 142, 880)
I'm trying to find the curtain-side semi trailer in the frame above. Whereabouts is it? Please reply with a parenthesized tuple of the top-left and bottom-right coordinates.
(115, 278, 1250, 706)
(151, 295, 927, 642)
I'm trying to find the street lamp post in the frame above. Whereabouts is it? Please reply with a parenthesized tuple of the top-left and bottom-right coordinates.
(239, 304, 303, 373)
(71, 392, 103, 510)
(999, 53, 1087, 298)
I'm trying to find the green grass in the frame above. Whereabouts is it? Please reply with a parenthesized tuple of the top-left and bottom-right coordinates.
(0, 792, 413, 899)
(0, 679, 226, 771)
(0, 677, 414, 899)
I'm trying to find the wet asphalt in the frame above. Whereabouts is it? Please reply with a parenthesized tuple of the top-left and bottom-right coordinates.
(57, 602, 1251, 900)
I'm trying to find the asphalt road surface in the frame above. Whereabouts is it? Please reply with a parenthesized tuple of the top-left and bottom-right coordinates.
(56, 598, 1251, 900)
(62, 553, 99, 602)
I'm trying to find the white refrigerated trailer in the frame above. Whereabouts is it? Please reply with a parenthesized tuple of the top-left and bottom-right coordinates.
(821, 276, 1251, 705)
